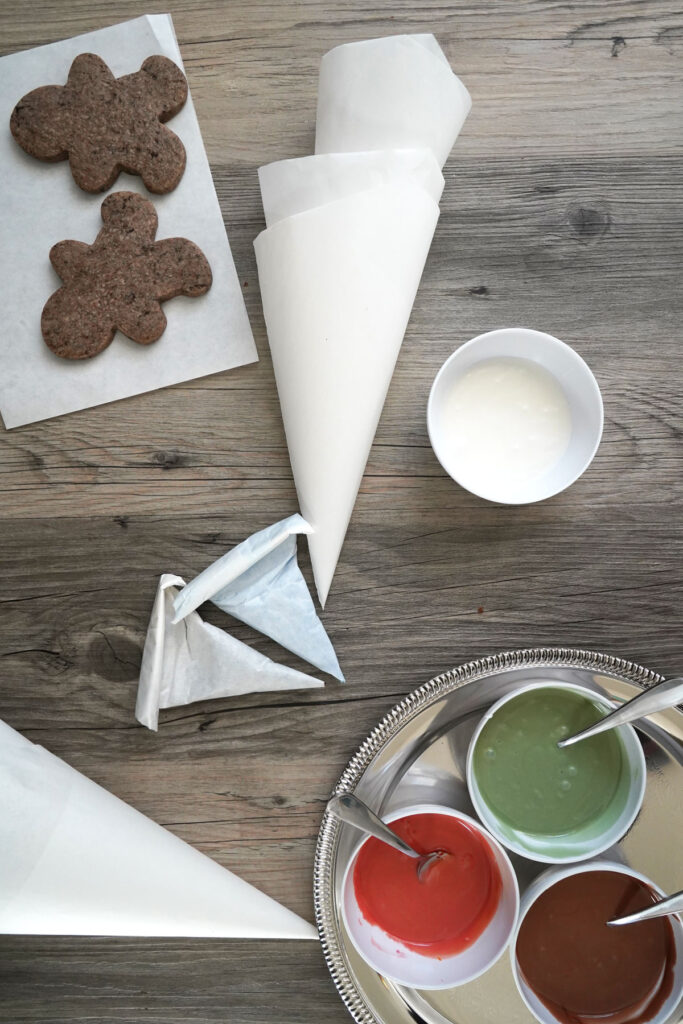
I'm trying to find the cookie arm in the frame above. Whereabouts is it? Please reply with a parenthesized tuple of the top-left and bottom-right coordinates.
(49, 240, 90, 284)
(150, 238, 212, 300)
(138, 56, 188, 120)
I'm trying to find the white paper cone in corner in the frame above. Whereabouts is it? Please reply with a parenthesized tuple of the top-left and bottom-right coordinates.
(0, 720, 316, 938)
(254, 178, 439, 605)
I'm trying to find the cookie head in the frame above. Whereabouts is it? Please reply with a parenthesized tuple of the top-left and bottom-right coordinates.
(10, 85, 67, 162)
(100, 190, 159, 239)
(42, 191, 212, 360)
(10, 53, 189, 194)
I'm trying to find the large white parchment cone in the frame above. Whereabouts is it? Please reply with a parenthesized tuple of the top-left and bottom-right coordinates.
(0, 719, 316, 938)
(315, 34, 471, 167)
(255, 173, 439, 605)
(255, 34, 469, 605)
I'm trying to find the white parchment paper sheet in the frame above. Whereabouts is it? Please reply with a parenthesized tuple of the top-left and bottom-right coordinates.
(0, 14, 257, 428)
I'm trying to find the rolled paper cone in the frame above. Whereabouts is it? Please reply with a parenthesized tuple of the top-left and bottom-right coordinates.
(254, 178, 439, 605)
(315, 34, 471, 167)
(0, 719, 317, 938)
(259, 148, 444, 227)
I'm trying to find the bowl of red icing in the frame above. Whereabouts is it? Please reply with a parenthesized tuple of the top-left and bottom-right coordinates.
(340, 803, 519, 988)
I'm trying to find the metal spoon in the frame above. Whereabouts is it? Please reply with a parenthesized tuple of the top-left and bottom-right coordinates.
(327, 792, 445, 881)
(608, 888, 683, 927)
(558, 675, 683, 749)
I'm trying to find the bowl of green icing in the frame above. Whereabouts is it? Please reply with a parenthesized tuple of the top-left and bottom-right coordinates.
(466, 682, 646, 863)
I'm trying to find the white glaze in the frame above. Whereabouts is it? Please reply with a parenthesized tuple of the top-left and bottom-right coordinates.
(439, 357, 572, 493)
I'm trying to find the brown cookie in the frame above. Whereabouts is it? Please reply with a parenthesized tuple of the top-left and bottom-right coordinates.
(10, 53, 188, 194)
(42, 191, 212, 359)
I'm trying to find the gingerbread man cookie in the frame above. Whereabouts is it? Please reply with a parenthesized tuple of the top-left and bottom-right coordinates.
(42, 191, 212, 359)
(10, 53, 188, 194)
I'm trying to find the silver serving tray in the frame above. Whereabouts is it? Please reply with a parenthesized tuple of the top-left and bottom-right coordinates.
(314, 648, 683, 1024)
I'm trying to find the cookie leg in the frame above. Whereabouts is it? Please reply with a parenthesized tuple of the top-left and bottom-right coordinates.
(115, 295, 168, 346)
(68, 144, 120, 194)
(42, 287, 117, 360)
(136, 128, 186, 195)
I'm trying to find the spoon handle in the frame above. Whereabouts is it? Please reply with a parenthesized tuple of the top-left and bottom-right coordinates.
(327, 792, 420, 859)
(559, 676, 683, 748)
(608, 889, 683, 927)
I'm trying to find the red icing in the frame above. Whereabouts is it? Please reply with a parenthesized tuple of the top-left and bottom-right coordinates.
(353, 813, 503, 959)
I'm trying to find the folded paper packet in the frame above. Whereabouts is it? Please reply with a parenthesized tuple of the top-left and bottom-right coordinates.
(172, 514, 343, 680)
(136, 573, 323, 731)
(0, 719, 316, 938)
(255, 33, 469, 605)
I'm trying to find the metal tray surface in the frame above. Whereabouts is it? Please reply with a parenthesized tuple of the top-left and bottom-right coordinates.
(314, 648, 683, 1024)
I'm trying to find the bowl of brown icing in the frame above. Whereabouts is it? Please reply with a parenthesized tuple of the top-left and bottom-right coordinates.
(511, 862, 683, 1024)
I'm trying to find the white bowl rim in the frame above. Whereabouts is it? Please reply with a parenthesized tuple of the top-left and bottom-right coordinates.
(426, 327, 604, 505)
(509, 859, 683, 1024)
(340, 802, 520, 990)
(466, 680, 647, 864)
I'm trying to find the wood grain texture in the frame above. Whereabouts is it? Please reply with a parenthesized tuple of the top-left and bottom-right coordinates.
(0, 1, 681, 1022)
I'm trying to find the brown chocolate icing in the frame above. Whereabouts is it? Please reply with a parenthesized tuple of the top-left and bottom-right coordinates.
(516, 871, 676, 1024)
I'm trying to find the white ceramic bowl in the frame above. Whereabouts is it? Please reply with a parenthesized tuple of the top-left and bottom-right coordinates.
(510, 861, 683, 1024)
(340, 803, 519, 989)
(467, 681, 647, 863)
(427, 327, 603, 504)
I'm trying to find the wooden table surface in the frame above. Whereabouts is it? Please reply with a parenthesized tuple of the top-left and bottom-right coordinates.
(0, 1, 681, 1021)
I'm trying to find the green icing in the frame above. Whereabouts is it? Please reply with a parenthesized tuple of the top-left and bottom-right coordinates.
(472, 688, 625, 838)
